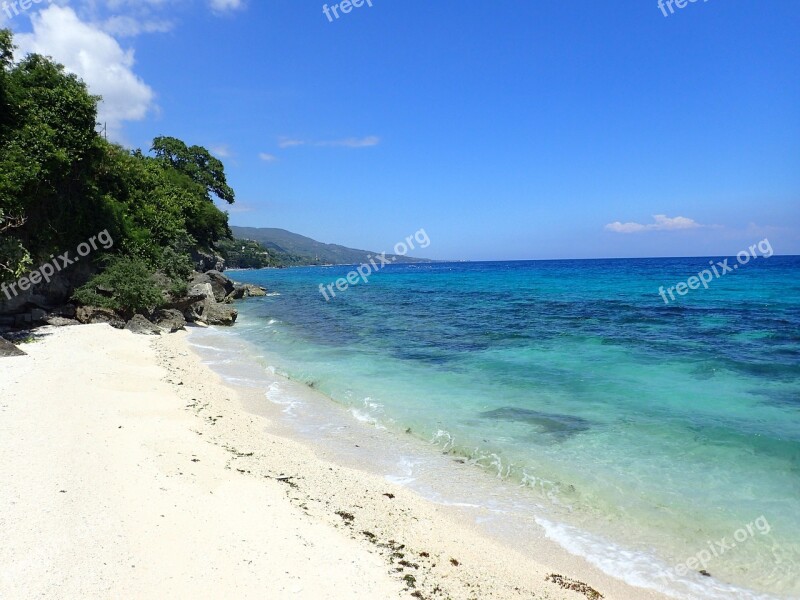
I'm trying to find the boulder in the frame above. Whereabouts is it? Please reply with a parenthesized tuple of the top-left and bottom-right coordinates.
(0, 336, 25, 357)
(227, 283, 267, 301)
(191, 248, 225, 273)
(182, 283, 215, 323)
(205, 270, 235, 302)
(125, 314, 162, 336)
(45, 316, 80, 327)
(76, 306, 125, 329)
(169, 282, 211, 314)
(152, 308, 186, 333)
(205, 303, 238, 326)
(50, 304, 77, 319)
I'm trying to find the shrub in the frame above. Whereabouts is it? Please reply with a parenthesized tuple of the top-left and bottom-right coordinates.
(73, 256, 165, 317)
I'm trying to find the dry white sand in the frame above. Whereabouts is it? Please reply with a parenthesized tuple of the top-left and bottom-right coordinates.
(0, 324, 672, 599)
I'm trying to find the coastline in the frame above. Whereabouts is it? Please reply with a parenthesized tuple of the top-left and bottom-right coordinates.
(1, 323, 671, 599)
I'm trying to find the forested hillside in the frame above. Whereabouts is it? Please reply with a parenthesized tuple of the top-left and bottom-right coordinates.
(0, 29, 234, 316)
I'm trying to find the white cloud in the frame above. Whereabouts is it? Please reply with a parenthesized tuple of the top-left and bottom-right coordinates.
(605, 214, 703, 234)
(210, 144, 232, 158)
(258, 152, 276, 162)
(15, 6, 155, 140)
(316, 135, 380, 148)
(278, 138, 306, 148)
(100, 15, 174, 38)
(278, 135, 380, 149)
(209, 0, 245, 14)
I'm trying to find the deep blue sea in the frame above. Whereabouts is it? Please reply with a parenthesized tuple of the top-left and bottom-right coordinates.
(197, 256, 800, 599)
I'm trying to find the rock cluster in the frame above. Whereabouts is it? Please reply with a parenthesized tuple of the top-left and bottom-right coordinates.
(0, 268, 268, 344)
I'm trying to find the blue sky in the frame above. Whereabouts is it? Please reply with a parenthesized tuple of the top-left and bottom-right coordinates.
(4, 0, 799, 260)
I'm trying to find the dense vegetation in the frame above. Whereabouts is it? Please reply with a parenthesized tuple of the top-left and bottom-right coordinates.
(0, 29, 234, 313)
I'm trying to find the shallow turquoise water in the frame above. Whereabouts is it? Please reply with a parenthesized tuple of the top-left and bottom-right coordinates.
(223, 257, 800, 597)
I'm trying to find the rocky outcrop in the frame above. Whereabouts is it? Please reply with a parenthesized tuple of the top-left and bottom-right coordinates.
(76, 306, 125, 329)
(206, 270, 235, 301)
(205, 303, 238, 326)
(125, 314, 162, 336)
(191, 248, 225, 273)
(0, 261, 95, 315)
(189, 271, 234, 303)
(0, 336, 25, 357)
(152, 309, 186, 333)
(3, 266, 251, 335)
(45, 316, 79, 327)
(227, 283, 267, 301)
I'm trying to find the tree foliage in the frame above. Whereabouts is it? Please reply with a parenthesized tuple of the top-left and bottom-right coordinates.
(72, 256, 165, 318)
(0, 29, 235, 301)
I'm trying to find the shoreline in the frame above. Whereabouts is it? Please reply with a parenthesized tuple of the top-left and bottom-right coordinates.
(2, 323, 671, 599)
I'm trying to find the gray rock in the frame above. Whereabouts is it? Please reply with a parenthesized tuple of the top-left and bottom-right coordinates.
(188, 282, 214, 300)
(50, 304, 77, 319)
(0, 335, 26, 357)
(227, 283, 267, 301)
(243, 284, 267, 297)
(182, 283, 215, 323)
(191, 249, 225, 273)
(152, 308, 186, 333)
(75, 306, 125, 329)
(31, 308, 47, 322)
(45, 316, 80, 327)
(205, 270, 235, 302)
(0, 261, 94, 315)
(205, 303, 238, 326)
(125, 314, 162, 336)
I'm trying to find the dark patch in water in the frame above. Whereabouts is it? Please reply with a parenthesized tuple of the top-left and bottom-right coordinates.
(480, 406, 591, 439)
(690, 362, 718, 380)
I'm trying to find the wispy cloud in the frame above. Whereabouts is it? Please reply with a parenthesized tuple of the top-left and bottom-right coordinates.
(210, 144, 232, 158)
(278, 138, 306, 149)
(227, 202, 257, 214)
(316, 135, 380, 148)
(209, 0, 246, 15)
(605, 214, 703, 234)
(278, 135, 380, 149)
(258, 152, 277, 162)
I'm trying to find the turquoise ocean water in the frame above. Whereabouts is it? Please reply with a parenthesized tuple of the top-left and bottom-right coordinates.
(193, 257, 800, 599)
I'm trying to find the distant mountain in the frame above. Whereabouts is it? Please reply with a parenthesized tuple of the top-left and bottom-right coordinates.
(230, 227, 433, 266)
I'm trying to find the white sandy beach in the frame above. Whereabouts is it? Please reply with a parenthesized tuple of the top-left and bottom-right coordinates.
(0, 324, 672, 600)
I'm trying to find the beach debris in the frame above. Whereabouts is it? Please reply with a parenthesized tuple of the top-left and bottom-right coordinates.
(335, 510, 355, 524)
(449, 558, 460, 566)
(383, 493, 395, 499)
(545, 574, 604, 600)
(699, 569, 712, 577)
(402, 574, 416, 588)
